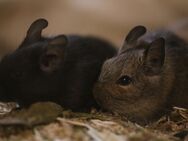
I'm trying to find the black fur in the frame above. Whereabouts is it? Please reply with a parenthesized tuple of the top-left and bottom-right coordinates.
(0, 19, 116, 111)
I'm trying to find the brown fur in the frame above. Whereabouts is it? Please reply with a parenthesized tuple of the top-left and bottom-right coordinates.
(93, 26, 188, 123)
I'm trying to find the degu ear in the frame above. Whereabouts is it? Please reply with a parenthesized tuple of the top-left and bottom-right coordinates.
(143, 38, 165, 76)
(119, 26, 146, 53)
(20, 18, 48, 47)
(39, 45, 65, 73)
(48, 35, 68, 46)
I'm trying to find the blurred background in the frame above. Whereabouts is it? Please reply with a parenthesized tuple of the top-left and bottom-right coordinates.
(0, 0, 188, 56)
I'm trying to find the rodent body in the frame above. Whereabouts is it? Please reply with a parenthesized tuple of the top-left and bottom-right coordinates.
(0, 19, 117, 111)
(93, 26, 188, 123)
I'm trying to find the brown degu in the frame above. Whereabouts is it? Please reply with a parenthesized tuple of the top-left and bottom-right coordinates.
(93, 26, 188, 123)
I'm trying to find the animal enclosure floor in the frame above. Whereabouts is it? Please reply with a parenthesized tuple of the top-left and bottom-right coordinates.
(0, 104, 187, 141)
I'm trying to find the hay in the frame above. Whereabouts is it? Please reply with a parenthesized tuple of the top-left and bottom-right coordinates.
(0, 102, 187, 141)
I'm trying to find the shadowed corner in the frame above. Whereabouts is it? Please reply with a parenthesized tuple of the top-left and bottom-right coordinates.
(174, 130, 188, 140)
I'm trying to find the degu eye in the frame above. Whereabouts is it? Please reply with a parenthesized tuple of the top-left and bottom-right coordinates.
(116, 75, 132, 86)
